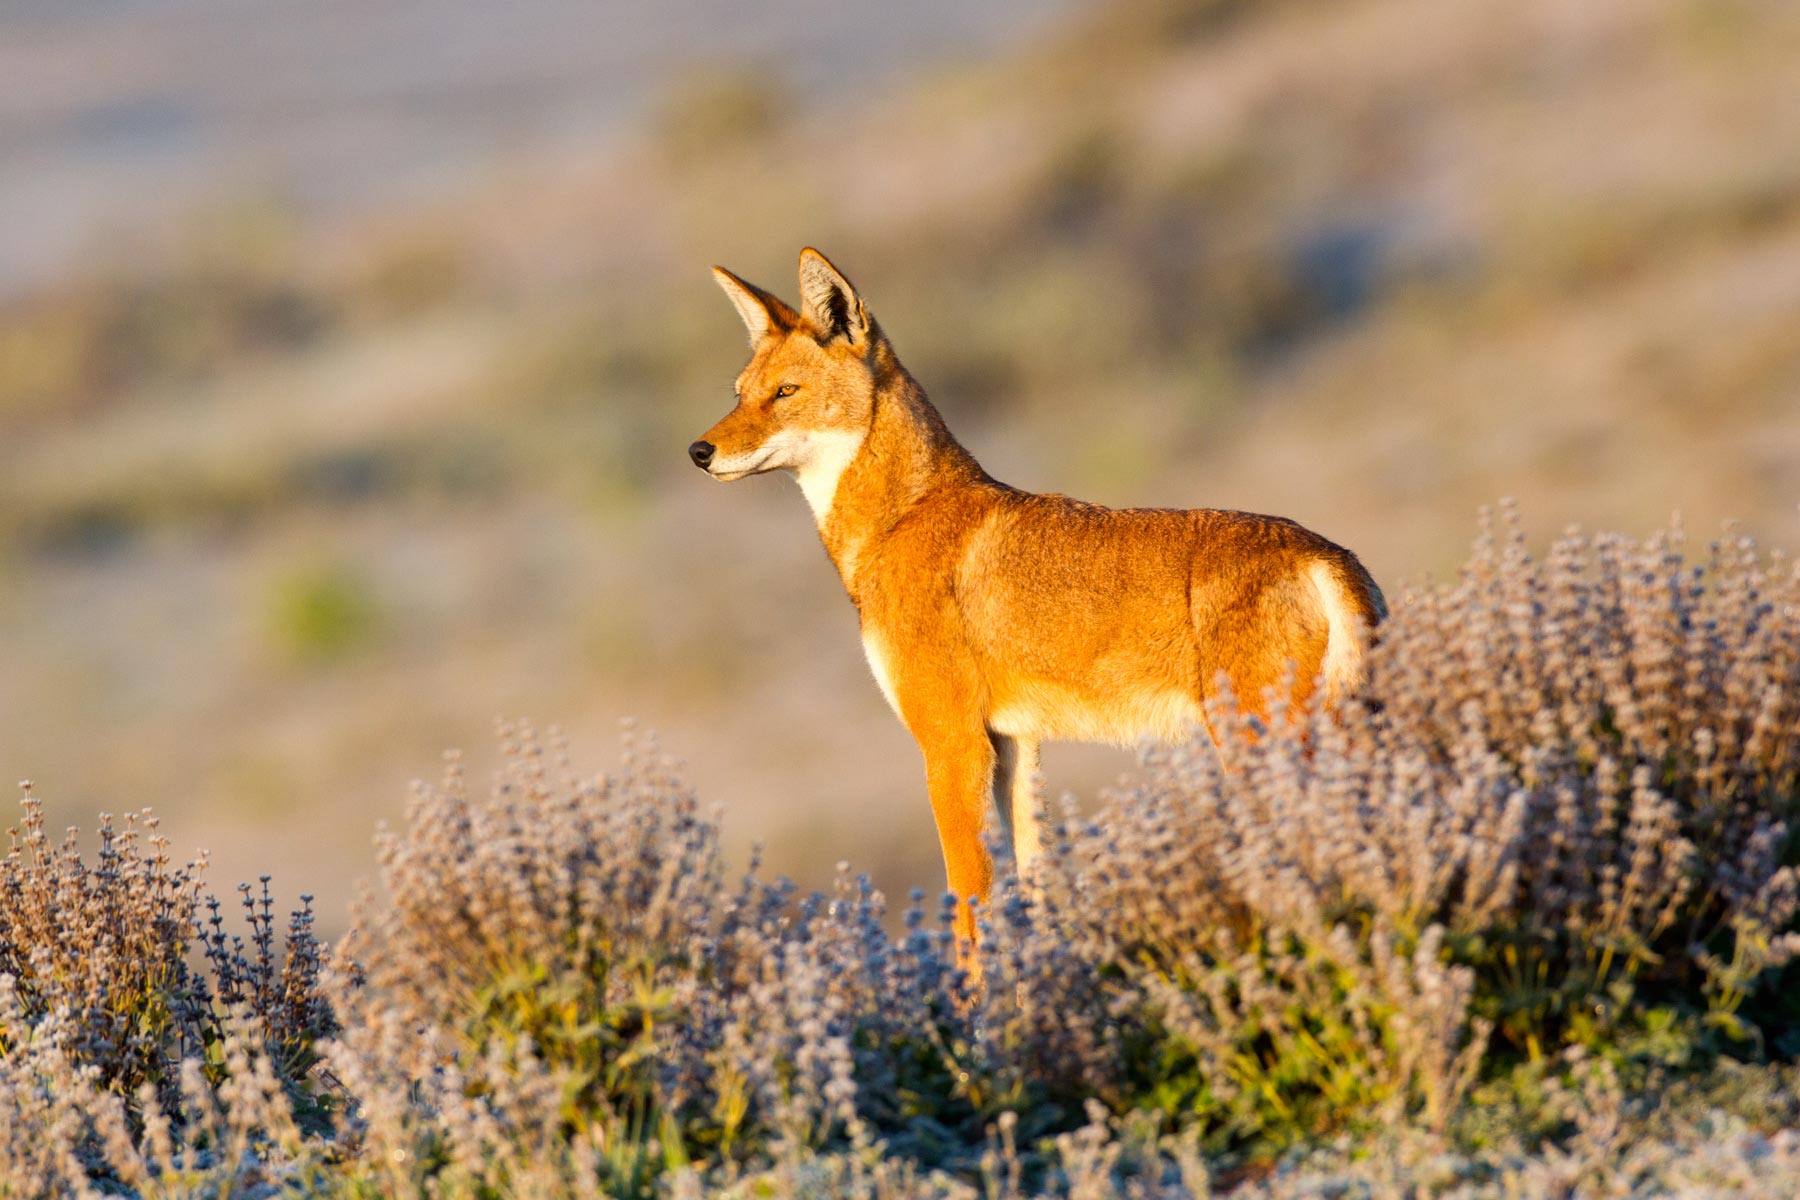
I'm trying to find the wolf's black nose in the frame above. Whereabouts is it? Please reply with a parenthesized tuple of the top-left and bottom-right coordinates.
(688, 440, 715, 469)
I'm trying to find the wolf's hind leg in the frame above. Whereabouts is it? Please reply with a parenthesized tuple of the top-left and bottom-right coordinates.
(990, 733, 1043, 884)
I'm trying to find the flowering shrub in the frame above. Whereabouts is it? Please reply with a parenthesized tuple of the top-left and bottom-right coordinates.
(1364, 508, 1800, 1061)
(1, 510, 1798, 1196)
(0, 793, 333, 1108)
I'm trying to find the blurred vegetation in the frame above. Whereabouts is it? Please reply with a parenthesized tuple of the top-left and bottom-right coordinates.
(264, 561, 384, 668)
(654, 67, 792, 166)
(0, 201, 327, 428)
(5, 0, 1798, 552)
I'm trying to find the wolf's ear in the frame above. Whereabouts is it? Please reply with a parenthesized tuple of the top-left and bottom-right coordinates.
(797, 248, 870, 348)
(713, 267, 795, 346)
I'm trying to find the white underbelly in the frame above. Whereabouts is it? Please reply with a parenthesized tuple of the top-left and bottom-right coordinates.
(987, 681, 1206, 746)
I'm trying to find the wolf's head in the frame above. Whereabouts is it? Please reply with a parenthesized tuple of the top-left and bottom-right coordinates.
(688, 249, 881, 518)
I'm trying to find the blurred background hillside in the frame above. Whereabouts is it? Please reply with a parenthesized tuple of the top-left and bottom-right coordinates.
(3, 0, 1797, 933)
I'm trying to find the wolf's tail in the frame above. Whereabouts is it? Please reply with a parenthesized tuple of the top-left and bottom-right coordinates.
(1308, 558, 1386, 706)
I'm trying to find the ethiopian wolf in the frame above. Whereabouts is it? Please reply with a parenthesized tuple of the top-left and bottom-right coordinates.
(689, 249, 1385, 956)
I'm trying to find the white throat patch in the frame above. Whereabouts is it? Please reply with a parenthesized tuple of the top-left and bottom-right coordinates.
(791, 428, 865, 525)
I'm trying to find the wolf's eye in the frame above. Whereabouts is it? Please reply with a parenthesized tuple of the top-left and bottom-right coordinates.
(775, 383, 798, 398)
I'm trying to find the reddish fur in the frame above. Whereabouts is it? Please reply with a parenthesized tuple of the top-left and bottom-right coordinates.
(695, 250, 1385, 964)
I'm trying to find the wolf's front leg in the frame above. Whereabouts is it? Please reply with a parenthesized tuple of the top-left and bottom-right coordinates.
(920, 726, 997, 969)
